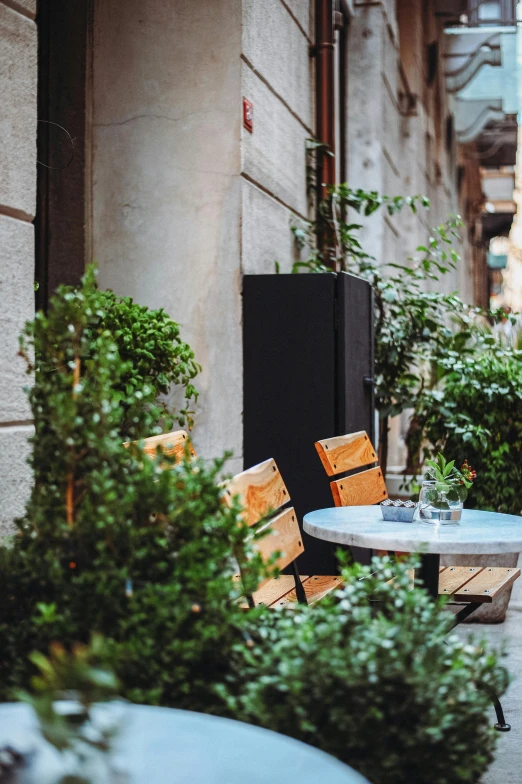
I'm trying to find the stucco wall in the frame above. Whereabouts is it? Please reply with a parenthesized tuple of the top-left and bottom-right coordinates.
(241, 0, 313, 276)
(0, 0, 36, 534)
(347, 0, 476, 468)
(93, 0, 244, 470)
(93, 0, 314, 469)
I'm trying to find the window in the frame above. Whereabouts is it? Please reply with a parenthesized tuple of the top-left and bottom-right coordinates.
(478, 1, 501, 21)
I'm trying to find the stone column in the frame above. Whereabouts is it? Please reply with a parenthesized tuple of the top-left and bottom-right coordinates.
(0, 0, 37, 534)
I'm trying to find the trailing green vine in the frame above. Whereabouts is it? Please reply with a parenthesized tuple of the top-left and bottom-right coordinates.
(289, 185, 484, 472)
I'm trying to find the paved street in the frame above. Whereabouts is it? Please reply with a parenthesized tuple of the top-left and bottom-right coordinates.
(476, 556, 522, 784)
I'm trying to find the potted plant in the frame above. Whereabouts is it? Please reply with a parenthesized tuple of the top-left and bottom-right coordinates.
(418, 454, 476, 524)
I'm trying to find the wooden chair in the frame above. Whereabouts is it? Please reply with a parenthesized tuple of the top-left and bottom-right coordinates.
(225, 458, 342, 608)
(124, 430, 196, 466)
(315, 431, 521, 611)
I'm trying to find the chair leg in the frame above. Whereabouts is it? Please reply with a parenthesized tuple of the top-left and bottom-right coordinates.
(447, 602, 481, 630)
(291, 561, 308, 605)
(493, 697, 511, 732)
(446, 606, 511, 731)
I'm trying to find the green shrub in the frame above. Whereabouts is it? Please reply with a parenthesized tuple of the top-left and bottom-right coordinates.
(1, 269, 261, 709)
(289, 186, 481, 472)
(0, 451, 265, 710)
(90, 278, 200, 433)
(20, 266, 200, 442)
(416, 347, 522, 514)
(222, 557, 507, 784)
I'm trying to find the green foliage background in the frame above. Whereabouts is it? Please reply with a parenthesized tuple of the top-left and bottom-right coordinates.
(291, 183, 520, 504)
(415, 345, 522, 514)
(290, 186, 480, 471)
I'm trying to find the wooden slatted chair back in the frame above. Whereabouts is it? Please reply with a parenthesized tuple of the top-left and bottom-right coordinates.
(224, 458, 290, 527)
(224, 459, 305, 592)
(315, 431, 388, 506)
(124, 430, 196, 465)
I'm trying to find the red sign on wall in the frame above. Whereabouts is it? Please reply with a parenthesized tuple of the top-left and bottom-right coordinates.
(243, 98, 253, 133)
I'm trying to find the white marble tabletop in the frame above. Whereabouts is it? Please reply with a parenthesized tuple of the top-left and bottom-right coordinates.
(303, 506, 522, 555)
(0, 703, 369, 784)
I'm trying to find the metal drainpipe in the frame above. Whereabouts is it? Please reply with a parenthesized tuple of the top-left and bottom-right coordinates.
(315, 0, 335, 201)
(315, 0, 336, 267)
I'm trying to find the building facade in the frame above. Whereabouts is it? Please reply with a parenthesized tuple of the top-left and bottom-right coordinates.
(0, 0, 36, 533)
(0, 0, 517, 530)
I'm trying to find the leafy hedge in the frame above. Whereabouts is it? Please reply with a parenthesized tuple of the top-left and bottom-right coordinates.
(415, 346, 522, 515)
(2, 269, 260, 709)
(91, 279, 200, 433)
(20, 266, 200, 442)
(0, 453, 263, 711)
(223, 559, 507, 784)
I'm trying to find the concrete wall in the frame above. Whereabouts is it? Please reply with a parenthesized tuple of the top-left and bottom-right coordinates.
(346, 0, 478, 468)
(347, 0, 473, 301)
(93, 0, 314, 469)
(0, 0, 36, 534)
(241, 0, 313, 276)
(93, 0, 244, 470)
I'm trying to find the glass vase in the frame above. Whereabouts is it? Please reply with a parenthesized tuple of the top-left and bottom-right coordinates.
(418, 480, 463, 524)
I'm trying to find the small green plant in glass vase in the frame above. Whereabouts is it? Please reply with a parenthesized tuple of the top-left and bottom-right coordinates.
(419, 454, 476, 524)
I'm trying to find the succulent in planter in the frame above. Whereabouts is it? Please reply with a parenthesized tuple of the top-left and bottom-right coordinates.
(419, 454, 476, 523)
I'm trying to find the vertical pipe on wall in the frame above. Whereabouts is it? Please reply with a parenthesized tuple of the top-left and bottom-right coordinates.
(315, 0, 336, 199)
(315, 0, 336, 267)
(35, 0, 51, 311)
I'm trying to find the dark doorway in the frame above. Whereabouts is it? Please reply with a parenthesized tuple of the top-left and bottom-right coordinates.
(243, 272, 375, 575)
(35, 0, 92, 310)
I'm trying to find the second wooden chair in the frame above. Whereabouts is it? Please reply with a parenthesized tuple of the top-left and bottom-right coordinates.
(225, 458, 342, 608)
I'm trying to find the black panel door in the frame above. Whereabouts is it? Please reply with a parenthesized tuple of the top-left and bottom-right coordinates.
(243, 272, 374, 575)
(337, 272, 375, 441)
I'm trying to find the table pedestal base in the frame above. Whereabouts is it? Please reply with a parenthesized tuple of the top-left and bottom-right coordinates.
(417, 553, 440, 598)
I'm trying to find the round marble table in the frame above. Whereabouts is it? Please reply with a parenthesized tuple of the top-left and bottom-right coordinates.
(0, 703, 370, 784)
(303, 506, 522, 597)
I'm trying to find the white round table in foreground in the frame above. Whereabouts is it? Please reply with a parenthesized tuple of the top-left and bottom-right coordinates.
(0, 703, 370, 784)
